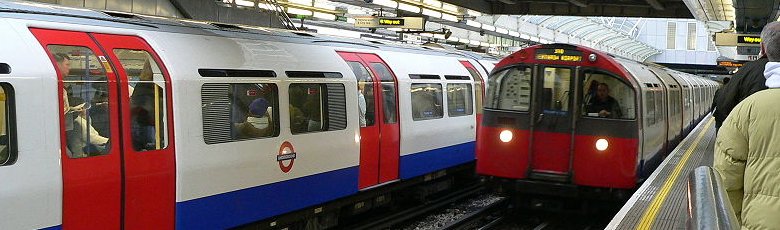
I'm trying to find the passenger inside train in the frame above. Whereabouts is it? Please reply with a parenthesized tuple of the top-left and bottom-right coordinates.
(345, 62, 376, 127)
(231, 83, 277, 139)
(52, 48, 111, 157)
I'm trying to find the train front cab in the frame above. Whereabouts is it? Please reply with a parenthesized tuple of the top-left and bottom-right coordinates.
(477, 44, 639, 199)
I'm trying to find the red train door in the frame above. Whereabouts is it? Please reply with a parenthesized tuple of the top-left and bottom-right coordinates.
(338, 52, 400, 189)
(32, 28, 175, 229)
(459, 61, 486, 145)
(529, 66, 576, 176)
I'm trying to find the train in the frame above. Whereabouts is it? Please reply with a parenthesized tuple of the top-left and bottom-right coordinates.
(476, 43, 718, 203)
(0, 1, 497, 229)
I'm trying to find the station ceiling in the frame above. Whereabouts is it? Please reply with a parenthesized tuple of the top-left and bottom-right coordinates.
(439, 0, 693, 18)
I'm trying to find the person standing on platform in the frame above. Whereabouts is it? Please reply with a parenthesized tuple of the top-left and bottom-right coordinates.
(714, 21, 780, 229)
(711, 77, 729, 112)
(713, 53, 769, 130)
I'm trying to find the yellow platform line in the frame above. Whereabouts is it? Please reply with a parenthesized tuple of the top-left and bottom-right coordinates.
(635, 119, 713, 230)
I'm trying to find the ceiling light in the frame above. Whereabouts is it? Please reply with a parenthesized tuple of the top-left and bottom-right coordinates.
(496, 27, 509, 34)
(467, 9, 482, 17)
(481, 24, 496, 31)
(286, 7, 312, 15)
(442, 3, 458, 12)
(422, 9, 441, 18)
(423, 0, 442, 7)
(465, 20, 481, 28)
(509, 31, 520, 37)
(398, 3, 421, 13)
(441, 13, 458, 22)
(372, 0, 397, 8)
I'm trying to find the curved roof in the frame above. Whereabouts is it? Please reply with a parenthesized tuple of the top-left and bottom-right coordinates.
(520, 16, 661, 62)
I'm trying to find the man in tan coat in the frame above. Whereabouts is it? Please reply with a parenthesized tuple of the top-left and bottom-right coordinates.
(715, 21, 780, 229)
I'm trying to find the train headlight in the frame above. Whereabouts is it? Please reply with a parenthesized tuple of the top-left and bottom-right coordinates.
(596, 138, 609, 151)
(499, 130, 513, 143)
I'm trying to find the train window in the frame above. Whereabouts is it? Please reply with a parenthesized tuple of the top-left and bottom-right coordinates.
(48, 45, 111, 158)
(231, 84, 279, 139)
(370, 63, 398, 124)
(582, 71, 635, 119)
(0, 84, 15, 166)
(411, 83, 443, 120)
(486, 67, 532, 112)
(201, 83, 280, 144)
(289, 83, 347, 134)
(346, 62, 375, 127)
(113, 49, 170, 151)
(542, 67, 572, 112)
(645, 91, 656, 125)
(447, 83, 473, 117)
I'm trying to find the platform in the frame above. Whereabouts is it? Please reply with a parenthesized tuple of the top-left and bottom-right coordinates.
(607, 115, 716, 230)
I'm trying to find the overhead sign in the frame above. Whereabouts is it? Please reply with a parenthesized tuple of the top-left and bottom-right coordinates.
(715, 33, 761, 47)
(535, 48, 583, 62)
(738, 35, 761, 44)
(354, 16, 424, 30)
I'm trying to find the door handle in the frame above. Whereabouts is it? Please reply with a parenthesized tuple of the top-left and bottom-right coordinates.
(536, 113, 544, 123)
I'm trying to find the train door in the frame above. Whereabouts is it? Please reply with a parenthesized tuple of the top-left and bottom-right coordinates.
(32, 29, 175, 229)
(460, 60, 485, 124)
(529, 66, 576, 176)
(337, 52, 400, 189)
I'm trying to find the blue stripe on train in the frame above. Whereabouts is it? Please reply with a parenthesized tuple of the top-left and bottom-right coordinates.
(399, 141, 475, 179)
(175, 142, 475, 229)
(175, 166, 359, 229)
(40, 225, 61, 230)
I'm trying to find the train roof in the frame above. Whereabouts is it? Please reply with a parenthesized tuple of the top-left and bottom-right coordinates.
(0, 0, 473, 59)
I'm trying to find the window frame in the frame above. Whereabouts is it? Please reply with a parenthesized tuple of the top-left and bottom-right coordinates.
(446, 83, 474, 117)
(410, 83, 444, 121)
(0, 83, 16, 166)
(484, 65, 534, 113)
(579, 68, 637, 121)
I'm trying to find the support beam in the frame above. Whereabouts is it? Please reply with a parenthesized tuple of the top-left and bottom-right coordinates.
(645, 0, 664, 11)
(567, 0, 588, 7)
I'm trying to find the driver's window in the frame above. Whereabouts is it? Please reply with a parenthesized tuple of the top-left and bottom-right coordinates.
(582, 71, 635, 120)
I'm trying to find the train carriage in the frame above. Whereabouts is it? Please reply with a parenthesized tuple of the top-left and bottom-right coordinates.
(477, 43, 716, 200)
(0, 1, 496, 229)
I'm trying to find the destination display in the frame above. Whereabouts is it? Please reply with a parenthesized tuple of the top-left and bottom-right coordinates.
(535, 48, 583, 62)
(738, 35, 761, 44)
(718, 61, 745, 68)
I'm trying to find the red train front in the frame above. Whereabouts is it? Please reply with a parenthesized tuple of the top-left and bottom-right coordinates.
(477, 43, 642, 200)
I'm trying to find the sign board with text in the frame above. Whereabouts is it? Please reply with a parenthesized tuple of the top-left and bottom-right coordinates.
(715, 33, 761, 47)
(354, 16, 424, 30)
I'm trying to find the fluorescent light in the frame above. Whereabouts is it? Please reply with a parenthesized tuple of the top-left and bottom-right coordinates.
(433, 34, 446, 39)
(460, 39, 470, 44)
(313, 12, 336, 20)
(441, 13, 458, 22)
(496, 27, 509, 34)
(314, 1, 336, 10)
(347, 18, 356, 23)
(480, 42, 489, 46)
(398, 3, 421, 13)
(347, 7, 366, 15)
(423, 0, 442, 7)
(469, 40, 480, 46)
(465, 20, 481, 28)
(442, 3, 458, 12)
(235, 0, 255, 7)
(287, 7, 312, 15)
(467, 9, 482, 16)
(481, 24, 495, 31)
(420, 33, 433, 37)
(289, 0, 312, 6)
(509, 31, 520, 37)
(520, 34, 530, 40)
(422, 9, 441, 18)
(447, 36, 459, 42)
(373, 0, 397, 8)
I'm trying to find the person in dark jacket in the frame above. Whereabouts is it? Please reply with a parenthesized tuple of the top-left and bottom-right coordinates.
(713, 57, 769, 130)
(711, 77, 730, 111)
